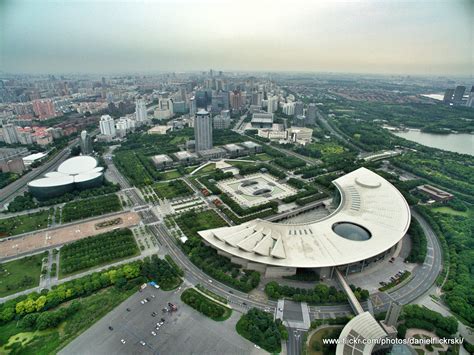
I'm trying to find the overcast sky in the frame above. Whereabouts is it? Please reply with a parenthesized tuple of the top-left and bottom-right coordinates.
(1, 0, 472, 75)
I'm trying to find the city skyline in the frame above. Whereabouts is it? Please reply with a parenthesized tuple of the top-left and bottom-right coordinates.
(1, 0, 472, 76)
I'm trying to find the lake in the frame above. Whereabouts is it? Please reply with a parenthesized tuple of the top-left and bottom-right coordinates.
(393, 130, 473, 156)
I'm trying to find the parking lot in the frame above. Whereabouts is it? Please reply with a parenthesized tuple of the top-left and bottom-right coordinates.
(61, 286, 265, 355)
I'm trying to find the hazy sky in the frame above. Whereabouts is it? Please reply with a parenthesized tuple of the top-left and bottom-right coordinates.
(1, 0, 472, 75)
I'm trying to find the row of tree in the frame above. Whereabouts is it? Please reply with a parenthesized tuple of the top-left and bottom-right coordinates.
(61, 193, 122, 223)
(181, 288, 228, 320)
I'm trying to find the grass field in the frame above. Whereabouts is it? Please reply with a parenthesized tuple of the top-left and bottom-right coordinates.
(192, 163, 216, 175)
(307, 326, 343, 355)
(0, 210, 50, 238)
(176, 209, 228, 238)
(154, 180, 193, 199)
(0, 287, 135, 355)
(0, 254, 43, 297)
(432, 206, 469, 217)
(158, 169, 182, 180)
(252, 153, 272, 161)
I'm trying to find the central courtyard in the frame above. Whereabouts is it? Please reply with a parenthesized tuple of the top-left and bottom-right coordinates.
(217, 173, 297, 208)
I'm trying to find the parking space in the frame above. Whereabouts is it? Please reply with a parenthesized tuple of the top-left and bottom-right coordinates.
(61, 287, 264, 355)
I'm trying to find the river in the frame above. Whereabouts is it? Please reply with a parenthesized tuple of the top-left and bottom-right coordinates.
(393, 130, 473, 156)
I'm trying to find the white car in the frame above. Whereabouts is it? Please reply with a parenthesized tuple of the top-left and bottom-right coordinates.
(140, 300, 145, 305)
(121, 339, 126, 344)
(151, 331, 157, 336)
(143, 299, 148, 303)
(153, 284, 160, 289)
(151, 294, 155, 298)
(140, 341, 146, 346)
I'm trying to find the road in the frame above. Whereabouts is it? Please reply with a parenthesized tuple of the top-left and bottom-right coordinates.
(0, 139, 79, 209)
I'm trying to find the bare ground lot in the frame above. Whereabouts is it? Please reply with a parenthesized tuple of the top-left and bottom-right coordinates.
(0, 212, 140, 259)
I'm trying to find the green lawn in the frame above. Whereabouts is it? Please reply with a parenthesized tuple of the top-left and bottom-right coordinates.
(431, 206, 469, 217)
(252, 153, 272, 161)
(226, 160, 255, 167)
(176, 209, 228, 238)
(154, 180, 193, 199)
(169, 135, 189, 145)
(192, 163, 216, 175)
(158, 169, 182, 180)
(0, 210, 50, 238)
(0, 254, 43, 297)
(307, 326, 343, 355)
(0, 287, 136, 355)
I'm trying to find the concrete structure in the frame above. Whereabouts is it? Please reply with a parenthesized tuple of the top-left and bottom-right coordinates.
(240, 141, 262, 154)
(453, 85, 466, 104)
(267, 95, 278, 113)
(287, 127, 313, 144)
(115, 117, 135, 137)
(28, 156, 104, 200)
(384, 301, 402, 327)
(99, 115, 116, 138)
(250, 112, 273, 129)
(282, 102, 295, 116)
(194, 109, 213, 152)
(0, 157, 25, 173)
(306, 103, 317, 125)
(222, 143, 246, 158)
(32, 99, 56, 120)
(198, 168, 411, 277)
(147, 125, 171, 135)
(294, 101, 304, 116)
(443, 88, 454, 103)
(22, 152, 47, 166)
(197, 147, 226, 160)
(80, 130, 93, 155)
(335, 312, 388, 355)
(416, 184, 453, 202)
(135, 98, 148, 123)
(174, 151, 198, 165)
(151, 154, 174, 169)
(213, 114, 231, 129)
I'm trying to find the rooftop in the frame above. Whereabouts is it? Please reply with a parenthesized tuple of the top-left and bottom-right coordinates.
(198, 167, 411, 268)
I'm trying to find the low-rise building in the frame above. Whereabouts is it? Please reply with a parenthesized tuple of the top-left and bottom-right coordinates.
(250, 112, 274, 129)
(197, 147, 227, 160)
(240, 141, 262, 154)
(416, 184, 454, 202)
(151, 154, 174, 169)
(222, 143, 247, 158)
(147, 125, 171, 135)
(173, 151, 198, 165)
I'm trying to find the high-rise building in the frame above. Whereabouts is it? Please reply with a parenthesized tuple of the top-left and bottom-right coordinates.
(453, 86, 466, 104)
(80, 130, 93, 155)
(32, 99, 57, 120)
(282, 102, 296, 116)
(213, 115, 231, 129)
(135, 98, 148, 123)
(294, 101, 304, 117)
(2, 124, 19, 144)
(267, 95, 278, 113)
(466, 86, 474, 108)
(194, 109, 213, 152)
(189, 97, 197, 115)
(443, 89, 454, 103)
(384, 302, 402, 327)
(99, 115, 116, 137)
(230, 91, 244, 110)
(195, 90, 210, 109)
(306, 103, 317, 125)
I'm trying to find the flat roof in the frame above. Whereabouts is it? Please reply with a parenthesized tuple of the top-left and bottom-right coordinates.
(152, 154, 173, 163)
(174, 151, 198, 160)
(198, 167, 411, 268)
(223, 144, 243, 151)
(240, 141, 261, 149)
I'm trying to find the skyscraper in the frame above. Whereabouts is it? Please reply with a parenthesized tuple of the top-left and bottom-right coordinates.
(80, 130, 93, 155)
(267, 95, 278, 113)
(135, 98, 148, 123)
(230, 91, 244, 110)
(306, 103, 317, 125)
(194, 109, 213, 152)
(294, 101, 304, 116)
(453, 86, 466, 104)
(99, 115, 116, 137)
(443, 88, 454, 103)
(466, 86, 474, 108)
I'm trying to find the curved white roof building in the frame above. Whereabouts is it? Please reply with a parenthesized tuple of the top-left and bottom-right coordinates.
(28, 156, 104, 200)
(198, 168, 410, 276)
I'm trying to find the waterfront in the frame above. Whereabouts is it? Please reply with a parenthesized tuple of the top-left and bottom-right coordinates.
(394, 130, 473, 156)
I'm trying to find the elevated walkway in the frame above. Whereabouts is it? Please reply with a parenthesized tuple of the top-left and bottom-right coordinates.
(335, 269, 364, 315)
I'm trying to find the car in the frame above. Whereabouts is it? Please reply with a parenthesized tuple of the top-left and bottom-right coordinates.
(144, 299, 148, 303)
(121, 339, 126, 344)
(145, 297, 150, 302)
(151, 294, 155, 298)
(159, 321, 164, 326)
(229, 290, 233, 294)
(208, 279, 213, 283)
(161, 318, 165, 322)
(140, 300, 145, 304)
(254, 345, 261, 349)
(108, 326, 113, 331)
(151, 313, 156, 317)
(278, 308, 283, 312)
(126, 308, 131, 312)
(162, 308, 168, 312)
(153, 284, 160, 289)
(140, 341, 146, 346)
(242, 302, 247, 306)
(151, 331, 157, 336)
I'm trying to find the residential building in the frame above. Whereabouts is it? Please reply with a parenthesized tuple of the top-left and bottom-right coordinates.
(213, 114, 231, 129)
(453, 85, 466, 104)
(306, 103, 317, 125)
(32, 99, 56, 120)
(99, 114, 116, 137)
(282, 102, 296, 116)
(267, 95, 278, 113)
(443, 88, 454, 103)
(466, 86, 474, 108)
(294, 101, 304, 116)
(135, 98, 148, 123)
(2, 124, 19, 144)
(80, 130, 93, 155)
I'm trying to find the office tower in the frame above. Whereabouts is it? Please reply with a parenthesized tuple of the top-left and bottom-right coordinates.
(453, 86, 466, 104)
(32, 99, 57, 120)
(295, 101, 304, 116)
(466, 86, 474, 108)
(306, 103, 317, 125)
(80, 130, 93, 155)
(267, 95, 278, 113)
(230, 91, 243, 110)
(99, 115, 116, 137)
(2, 124, 19, 144)
(194, 109, 213, 152)
(179, 85, 187, 102)
(443, 88, 454, 103)
(135, 98, 148, 123)
(385, 302, 402, 327)
(189, 97, 197, 115)
(195, 90, 209, 109)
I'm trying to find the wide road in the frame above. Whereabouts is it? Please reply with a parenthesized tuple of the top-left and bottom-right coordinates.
(0, 138, 79, 208)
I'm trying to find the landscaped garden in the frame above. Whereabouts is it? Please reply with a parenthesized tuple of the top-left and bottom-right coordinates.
(61, 194, 122, 223)
(0, 210, 51, 238)
(0, 254, 43, 297)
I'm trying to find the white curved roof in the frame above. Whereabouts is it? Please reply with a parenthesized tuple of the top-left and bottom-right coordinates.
(28, 176, 74, 188)
(44, 171, 69, 178)
(74, 172, 102, 183)
(57, 156, 97, 175)
(198, 167, 411, 268)
(336, 312, 387, 355)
